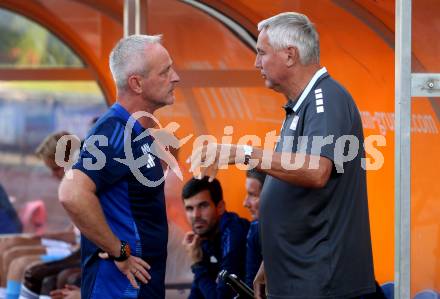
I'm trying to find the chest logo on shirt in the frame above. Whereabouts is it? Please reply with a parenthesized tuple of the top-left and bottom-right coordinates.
(140, 144, 156, 168)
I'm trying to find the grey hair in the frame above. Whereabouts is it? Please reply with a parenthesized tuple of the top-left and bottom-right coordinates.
(258, 12, 319, 65)
(109, 34, 162, 90)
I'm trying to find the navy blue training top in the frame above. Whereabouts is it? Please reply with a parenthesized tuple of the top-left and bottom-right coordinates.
(189, 211, 249, 299)
(73, 103, 168, 299)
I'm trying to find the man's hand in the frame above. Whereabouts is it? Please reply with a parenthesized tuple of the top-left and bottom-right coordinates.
(189, 143, 249, 182)
(99, 252, 151, 289)
(253, 262, 266, 299)
(182, 231, 203, 264)
(115, 256, 151, 289)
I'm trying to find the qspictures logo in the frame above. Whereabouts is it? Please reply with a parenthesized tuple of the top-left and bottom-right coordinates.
(55, 111, 386, 187)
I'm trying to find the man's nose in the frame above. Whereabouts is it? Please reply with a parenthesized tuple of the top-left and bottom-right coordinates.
(254, 55, 261, 69)
(193, 207, 202, 218)
(243, 197, 250, 208)
(171, 69, 180, 83)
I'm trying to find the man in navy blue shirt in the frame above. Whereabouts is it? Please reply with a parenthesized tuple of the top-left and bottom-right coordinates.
(58, 34, 180, 299)
(189, 12, 376, 299)
(0, 183, 22, 234)
(181, 178, 249, 299)
(243, 169, 266, 288)
(0, 185, 23, 234)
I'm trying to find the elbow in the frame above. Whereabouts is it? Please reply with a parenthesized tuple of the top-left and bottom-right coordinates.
(58, 179, 75, 210)
(312, 177, 327, 189)
(308, 158, 332, 189)
(310, 171, 330, 189)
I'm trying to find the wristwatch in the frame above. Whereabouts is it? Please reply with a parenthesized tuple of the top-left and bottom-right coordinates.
(243, 145, 253, 165)
(111, 240, 131, 262)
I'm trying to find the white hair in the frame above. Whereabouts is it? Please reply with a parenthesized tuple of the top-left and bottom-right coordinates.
(109, 34, 162, 90)
(258, 12, 319, 65)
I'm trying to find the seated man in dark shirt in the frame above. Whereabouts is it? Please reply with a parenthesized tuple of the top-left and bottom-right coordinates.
(0, 183, 22, 235)
(182, 178, 249, 299)
(243, 169, 266, 288)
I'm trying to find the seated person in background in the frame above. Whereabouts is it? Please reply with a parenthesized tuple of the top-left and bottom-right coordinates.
(22, 247, 81, 299)
(49, 284, 80, 299)
(20, 131, 82, 299)
(0, 183, 22, 235)
(243, 169, 266, 288)
(0, 227, 77, 290)
(0, 131, 79, 299)
(182, 178, 249, 299)
(164, 171, 193, 286)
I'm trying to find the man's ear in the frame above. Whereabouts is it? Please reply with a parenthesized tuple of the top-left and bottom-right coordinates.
(286, 46, 299, 67)
(216, 200, 226, 215)
(127, 75, 143, 94)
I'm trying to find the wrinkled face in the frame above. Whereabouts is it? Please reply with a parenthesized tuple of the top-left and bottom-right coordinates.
(254, 30, 288, 92)
(138, 44, 180, 109)
(43, 157, 64, 180)
(184, 190, 222, 237)
(243, 178, 262, 220)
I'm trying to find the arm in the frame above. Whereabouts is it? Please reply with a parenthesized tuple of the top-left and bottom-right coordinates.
(253, 262, 266, 299)
(58, 170, 120, 257)
(245, 224, 263, 288)
(190, 145, 332, 189)
(191, 263, 226, 299)
(181, 233, 220, 298)
(192, 227, 246, 299)
(190, 90, 353, 188)
(252, 148, 333, 189)
(41, 231, 76, 244)
(59, 170, 151, 288)
(182, 231, 234, 299)
(188, 282, 203, 299)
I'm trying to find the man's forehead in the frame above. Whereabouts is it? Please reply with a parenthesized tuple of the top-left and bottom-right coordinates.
(256, 31, 270, 49)
(246, 177, 261, 189)
(146, 45, 172, 70)
(146, 42, 163, 51)
(146, 43, 169, 59)
(184, 192, 213, 206)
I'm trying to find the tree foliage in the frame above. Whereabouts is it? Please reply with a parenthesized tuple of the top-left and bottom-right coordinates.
(0, 8, 83, 68)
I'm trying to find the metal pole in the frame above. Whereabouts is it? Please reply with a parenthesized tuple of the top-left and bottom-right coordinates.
(135, 0, 140, 34)
(123, 0, 136, 37)
(124, 0, 147, 36)
(137, 0, 148, 34)
(395, 0, 412, 298)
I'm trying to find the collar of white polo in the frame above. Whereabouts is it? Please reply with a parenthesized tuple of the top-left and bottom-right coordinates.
(283, 67, 328, 114)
